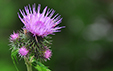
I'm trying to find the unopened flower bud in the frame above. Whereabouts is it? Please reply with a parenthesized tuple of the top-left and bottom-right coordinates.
(44, 49, 52, 60)
(10, 32, 19, 41)
(19, 46, 29, 56)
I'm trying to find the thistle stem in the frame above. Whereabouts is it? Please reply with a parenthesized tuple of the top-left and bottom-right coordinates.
(24, 57, 32, 71)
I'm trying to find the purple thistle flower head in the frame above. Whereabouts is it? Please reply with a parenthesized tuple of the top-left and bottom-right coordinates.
(44, 49, 52, 60)
(10, 32, 19, 41)
(18, 3, 65, 37)
(19, 46, 29, 56)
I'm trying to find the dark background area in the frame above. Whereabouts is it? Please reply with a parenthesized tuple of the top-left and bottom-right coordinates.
(1, 0, 113, 71)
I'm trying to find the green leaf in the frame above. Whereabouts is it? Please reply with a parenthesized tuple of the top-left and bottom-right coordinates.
(37, 62, 48, 69)
(11, 49, 19, 71)
(11, 49, 18, 62)
(31, 57, 51, 71)
(35, 64, 51, 71)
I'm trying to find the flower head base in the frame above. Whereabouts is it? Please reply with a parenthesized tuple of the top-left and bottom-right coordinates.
(19, 46, 29, 56)
(18, 4, 65, 37)
(44, 49, 52, 60)
(10, 32, 19, 41)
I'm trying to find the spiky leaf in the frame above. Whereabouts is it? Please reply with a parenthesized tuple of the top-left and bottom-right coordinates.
(11, 49, 19, 71)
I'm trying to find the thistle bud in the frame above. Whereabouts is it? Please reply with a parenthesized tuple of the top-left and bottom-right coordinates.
(44, 49, 52, 60)
(19, 46, 29, 56)
(10, 32, 19, 41)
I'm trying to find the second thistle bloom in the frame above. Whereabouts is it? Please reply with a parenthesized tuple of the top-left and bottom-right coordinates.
(44, 49, 52, 60)
(19, 46, 29, 56)
(18, 4, 64, 37)
(10, 32, 19, 41)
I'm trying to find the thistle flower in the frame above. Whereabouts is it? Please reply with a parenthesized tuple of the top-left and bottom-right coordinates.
(44, 49, 52, 60)
(9, 3, 65, 71)
(18, 4, 65, 37)
(19, 46, 29, 56)
(10, 32, 19, 41)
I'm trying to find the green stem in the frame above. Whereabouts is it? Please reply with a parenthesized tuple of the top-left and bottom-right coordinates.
(24, 57, 32, 71)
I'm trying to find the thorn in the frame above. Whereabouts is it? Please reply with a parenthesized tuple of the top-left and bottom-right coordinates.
(35, 36, 38, 43)
(30, 55, 34, 62)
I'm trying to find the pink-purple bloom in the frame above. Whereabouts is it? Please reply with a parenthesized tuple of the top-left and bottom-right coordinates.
(44, 49, 52, 60)
(18, 4, 64, 37)
(19, 46, 29, 56)
(10, 32, 19, 41)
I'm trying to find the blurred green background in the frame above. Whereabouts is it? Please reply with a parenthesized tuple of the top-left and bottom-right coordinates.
(1, 0, 113, 71)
